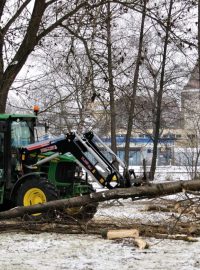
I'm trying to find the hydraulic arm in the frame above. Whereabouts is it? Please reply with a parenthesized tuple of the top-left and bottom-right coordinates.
(20, 131, 132, 189)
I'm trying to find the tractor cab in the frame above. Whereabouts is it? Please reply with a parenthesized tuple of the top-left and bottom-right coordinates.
(0, 114, 36, 202)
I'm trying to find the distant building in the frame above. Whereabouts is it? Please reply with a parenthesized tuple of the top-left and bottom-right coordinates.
(183, 63, 200, 91)
(181, 63, 200, 129)
(181, 88, 200, 130)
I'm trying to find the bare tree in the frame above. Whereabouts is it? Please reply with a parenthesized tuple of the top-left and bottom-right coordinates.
(124, 0, 147, 166)
(0, 0, 109, 113)
(148, 0, 174, 180)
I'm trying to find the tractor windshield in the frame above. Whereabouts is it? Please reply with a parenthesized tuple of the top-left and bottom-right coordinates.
(11, 121, 32, 147)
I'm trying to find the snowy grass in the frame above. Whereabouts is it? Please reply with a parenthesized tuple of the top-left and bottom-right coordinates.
(0, 199, 199, 270)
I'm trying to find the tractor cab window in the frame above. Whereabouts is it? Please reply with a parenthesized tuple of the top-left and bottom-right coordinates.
(11, 121, 32, 147)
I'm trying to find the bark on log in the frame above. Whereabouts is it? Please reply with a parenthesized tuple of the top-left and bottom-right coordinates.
(1, 179, 200, 219)
(153, 234, 198, 242)
(143, 205, 171, 212)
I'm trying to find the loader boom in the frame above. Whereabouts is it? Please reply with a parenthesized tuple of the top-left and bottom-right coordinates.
(20, 131, 131, 189)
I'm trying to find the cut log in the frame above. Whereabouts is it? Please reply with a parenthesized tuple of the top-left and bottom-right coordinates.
(103, 229, 139, 240)
(1, 179, 200, 219)
(133, 237, 149, 249)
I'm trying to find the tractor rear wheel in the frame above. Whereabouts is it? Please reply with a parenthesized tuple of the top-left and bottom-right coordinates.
(16, 177, 58, 220)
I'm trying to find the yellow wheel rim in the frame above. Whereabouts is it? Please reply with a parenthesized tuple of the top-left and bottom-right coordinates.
(23, 188, 47, 216)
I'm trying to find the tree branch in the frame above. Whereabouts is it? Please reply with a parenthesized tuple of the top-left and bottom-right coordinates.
(2, 0, 31, 35)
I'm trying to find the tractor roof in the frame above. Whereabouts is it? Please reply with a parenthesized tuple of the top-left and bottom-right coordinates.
(0, 114, 37, 120)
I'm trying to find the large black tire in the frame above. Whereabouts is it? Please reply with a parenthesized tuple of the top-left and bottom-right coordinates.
(16, 177, 58, 220)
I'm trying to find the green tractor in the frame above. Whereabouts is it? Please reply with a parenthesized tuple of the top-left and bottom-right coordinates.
(0, 113, 97, 220)
(0, 112, 132, 221)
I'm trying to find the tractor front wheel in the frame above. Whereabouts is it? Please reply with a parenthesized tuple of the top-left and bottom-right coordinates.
(16, 178, 58, 220)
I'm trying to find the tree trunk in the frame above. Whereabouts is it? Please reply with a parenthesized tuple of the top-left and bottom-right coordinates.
(0, 1, 99, 112)
(149, 0, 174, 180)
(1, 179, 200, 219)
(124, 0, 147, 166)
(198, 0, 200, 92)
(0, 0, 46, 113)
(106, 2, 117, 153)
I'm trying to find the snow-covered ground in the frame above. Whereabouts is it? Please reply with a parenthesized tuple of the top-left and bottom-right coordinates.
(96, 198, 175, 223)
(131, 165, 191, 181)
(0, 231, 200, 270)
(0, 165, 195, 270)
(0, 198, 199, 270)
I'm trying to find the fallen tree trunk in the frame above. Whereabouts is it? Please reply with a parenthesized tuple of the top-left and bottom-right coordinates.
(1, 179, 200, 219)
(0, 218, 199, 240)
